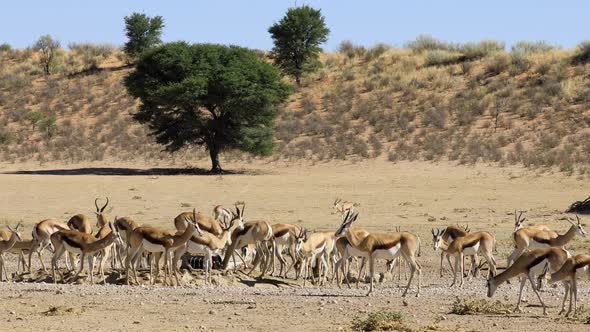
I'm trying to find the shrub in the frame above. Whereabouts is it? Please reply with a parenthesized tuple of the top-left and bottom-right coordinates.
(38, 115, 57, 138)
(0, 43, 11, 52)
(511, 40, 557, 55)
(424, 50, 460, 66)
(422, 107, 447, 128)
(572, 41, 590, 64)
(338, 40, 366, 59)
(459, 40, 505, 60)
(351, 310, 408, 331)
(485, 53, 511, 75)
(364, 43, 390, 62)
(450, 298, 512, 315)
(407, 34, 450, 53)
(0, 130, 16, 145)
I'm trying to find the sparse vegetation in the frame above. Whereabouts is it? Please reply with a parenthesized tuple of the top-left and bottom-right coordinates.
(0, 37, 588, 173)
(450, 297, 512, 315)
(351, 310, 410, 332)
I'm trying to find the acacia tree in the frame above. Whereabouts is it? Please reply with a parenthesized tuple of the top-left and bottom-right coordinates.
(268, 5, 330, 86)
(33, 35, 60, 75)
(125, 42, 291, 172)
(123, 12, 164, 60)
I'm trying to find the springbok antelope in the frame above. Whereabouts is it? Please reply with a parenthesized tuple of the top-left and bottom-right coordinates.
(67, 214, 92, 234)
(334, 211, 421, 297)
(8, 238, 33, 273)
(113, 216, 139, 268)
(94, 212, 121, 276)
(332, 198, 357, 215)
(126, 213, 202, 286)
(270, 223, 301, 278)
(333, 224, 370, 288)
(294, 228, 334, 286)
(221, 220, 273, 276)
(433, 229, 496, 287)
(487, 247, 570, 315)
(50, 222, 121, 284)
(29, 218, 70, 273)
(213, 202, 245, 225)
(435, 224, 471, 277)
(0, 223, 23, 281)
(507, 216, 586, 268)
(172, 209, 244, 284)
(174, 206, 231, 236)
(550, 254, 590, 316)
(513, 210, 551, 233)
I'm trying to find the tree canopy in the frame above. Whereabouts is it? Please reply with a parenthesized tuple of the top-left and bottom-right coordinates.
(268, 5, 330, 85)
(123, 12, 165, 60)
(125, 42, 291, 172)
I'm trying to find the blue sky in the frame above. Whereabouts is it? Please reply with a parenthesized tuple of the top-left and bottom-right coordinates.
(2, 1, 589, 50)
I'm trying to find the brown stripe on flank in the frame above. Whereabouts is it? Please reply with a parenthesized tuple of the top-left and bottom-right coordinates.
(274, 229, 290, 238)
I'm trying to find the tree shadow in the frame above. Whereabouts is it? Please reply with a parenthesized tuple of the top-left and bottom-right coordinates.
(4, 167, 264, 176)
(66, 64, 133, 79)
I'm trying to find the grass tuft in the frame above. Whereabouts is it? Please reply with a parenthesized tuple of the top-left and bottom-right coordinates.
(449, 298, 512, 315)
(352, 310, 411, 331)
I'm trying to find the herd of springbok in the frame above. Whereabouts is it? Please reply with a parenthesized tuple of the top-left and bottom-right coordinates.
(0, 198, 588, 317)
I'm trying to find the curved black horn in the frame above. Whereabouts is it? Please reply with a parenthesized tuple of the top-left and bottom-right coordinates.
(95, 198, 100, 212)
(100, 197, 109, 212)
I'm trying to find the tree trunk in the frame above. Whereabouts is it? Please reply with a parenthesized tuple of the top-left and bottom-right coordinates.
(295, 75, 301, 87)
(209, 145, 222, 173)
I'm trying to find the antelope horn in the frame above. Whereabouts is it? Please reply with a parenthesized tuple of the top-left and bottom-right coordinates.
(100, 197, 109, 212)
(576, 215, 581, 225)
(95, 198, 100, 212)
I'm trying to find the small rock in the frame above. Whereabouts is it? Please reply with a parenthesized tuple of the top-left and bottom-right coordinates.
(9, 311, 15, 315)
(209, 310, 216, 315)
(133, 321, 140, 325)
(493, 323, 498, 327)
(441, 315, 447, 321)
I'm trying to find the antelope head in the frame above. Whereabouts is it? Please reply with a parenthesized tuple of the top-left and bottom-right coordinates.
(332, 198, 343, 214)
(431, 227, 445, 250)
(295, 228, 309, 256)
(567, 215, 587, 237)
(229, 202, 245, 231)
(513, 210, 526, 233)
(334, 210, 359, 238)
(94, 197, 110, 228)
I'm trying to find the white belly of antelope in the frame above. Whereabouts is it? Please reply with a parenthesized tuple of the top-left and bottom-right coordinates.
(347, 245, 369, 258)
(275, 233, 291, 245)
(186, 241, 209, 255)
(142, 240, 165, 253)
(463, 242, 480, 255)
(373, 243, 401, 259)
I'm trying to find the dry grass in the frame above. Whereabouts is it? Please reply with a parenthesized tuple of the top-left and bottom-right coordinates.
(449, 298, 513, 315)
(0, 40, 589, 173)
(351, 310, 411, 332)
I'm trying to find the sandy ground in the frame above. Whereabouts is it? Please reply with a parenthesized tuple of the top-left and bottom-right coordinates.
(0, 159, 589, 331)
